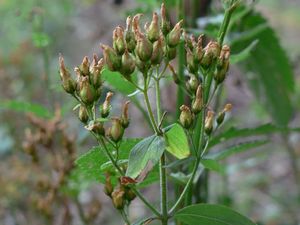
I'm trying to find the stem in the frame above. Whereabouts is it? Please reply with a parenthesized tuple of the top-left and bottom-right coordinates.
(143, 89, 160, 135)
(120, 209, 131, 225)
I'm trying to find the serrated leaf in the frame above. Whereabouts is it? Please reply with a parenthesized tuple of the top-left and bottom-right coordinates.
(200, 159, 224, 174)
(126, 136, 165, 179)
(0, 100, 52, 118)
(231, 9, 294, 126)
(174, 204, 256, 225)
(207, 140, 268, 161)
(165, 123, 190, 159)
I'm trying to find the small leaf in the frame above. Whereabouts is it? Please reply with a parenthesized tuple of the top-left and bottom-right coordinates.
(207, 140, 268, 161)
(174, 204, 256, 225)
(230, 40, 258, 64)
(0, 100, 52, 118)
(200, 159, 224, 174)
(170, 172, 190, 185)
(165, 123, 190, 159)
(126, 136, 165, 179)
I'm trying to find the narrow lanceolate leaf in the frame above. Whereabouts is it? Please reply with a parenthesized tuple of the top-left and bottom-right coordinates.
(126, 136, 165, 179)
(231, 8, 294, 126)
(174, 204, 256, 225)
(200, 159, 224, 174)
(165, 123, 190, 159)
(207, 140, 268, 161)
(230, 40, 258, 64)
(0, 100, 52, 118)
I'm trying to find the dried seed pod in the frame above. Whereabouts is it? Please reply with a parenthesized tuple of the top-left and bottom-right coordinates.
(59, 56, 76, 94)
(85, 121, 105, 136)
(147, 12, 159, 42)
(167, 20, 183, 47)
(124, 187, 136, 202)
(80, 56, 90, 76)
(192, 85, 203, 114)
(194, 35, 204, 63)
(132, 13, 143, 34)
(168, 64, 180, 84)
(214, 45, 230, 84)
(90, 58, 104, 88)
(109, 118, 124, 143)
(151, 36, 164, 65)
(216, 103, 232, 125)
(113, 26, 126, 55)
(135, 55, 151, 73)
(121, 101, 130, 128)
(125, 16, 136, 53)
(186, 47, 198, 74)
(78, 105, 89, 124)
(111, 188, 125, 209)
(165, 46, 177, 61)
(186, 74, 199, 93)
(120, 50, 135, 77)
(205, 110, 214, 135)
(101, 44, 121, 71)
(179, 105, 193, 129)
(104, 172, 113, 197)
(161, 3, 171, 36)
(79, 76, 96, 105)
(135, 32, 153, 62)
(101, 92, 113, 118)
(201, 41, 220, 69)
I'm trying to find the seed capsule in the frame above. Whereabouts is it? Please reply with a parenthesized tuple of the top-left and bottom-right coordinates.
(165, 46, 177, 61)
(90, 58, 104, 88)
(109, 118, 124, 143)
(167, 20, 183, 47)
(186, 47, 198, 74)
(216, 103, 232, 125)
(201, 41, 220, 69)
(214, 45, 230, 84)
(85, 120, 105, 136)
(79, 76, 96, 105)
(101, 92, 113, 118)
(59, 56, 76, 94)
(104, 172, 113, 197)
(151, 36, 164, 65)
(80, 56, 90, 76)
(111, 188, 125, 209)
(113, 26, 126, 55)
(124, 187, 136, 202)
(205, 110, 214, 135)
(192, 85, 203, 114)
(78, 105, 89, 124)
(186, 74, 199, 93)
(168, 64, 180, 84)
(101, 44, 121, 71)
(135, 32, 153, 62)
(135, 55, 151, 73)
(125, 16, 136, 53)
(121, 101, 130, 128)
(194, 35, 204, 63)
(179, 105, 193, 129)
(161, 3, 171, 36)
(120, 50, 135, 78)
(147, 12, 159, 42)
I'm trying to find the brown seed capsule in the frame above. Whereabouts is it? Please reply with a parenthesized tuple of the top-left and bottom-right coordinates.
(101, 92, 113, 118)
(121, 101, 130, 128)
(104, 172, 113, 197)
(192, 85, 203, 114)
(111, 188, 125, 209)
(201, 41, 220, 69)
(186, 74, 199, 93)
(85, 120, 105, 136)
(120, 50, 135, 78)
(147, 12, 160, 42)
(151, 36, 164, 65)
(216, 103, 232, 125)
(109, 118, 124, 143)
(165, 46, 177, 61)
(214, 45, 230, 84)
(179, 105, 193, 129)
(205, 110, 214, 135)
(194, 35, 204, 63)
(79, 76, 96, 105)
(186, 47, 198, 74)
(135, 56, 151, 74)
(161, 3, 171, 36)
(59, 56, 76, 94)
(78, 105, 89, 124)
(132, 13, 143, 34)
(167, 20, 183, 47)
(168, 64, 180, 84)
(113, 26, 126, 55)
(124, 187, 136, 202)
(80, 56, 90, 76)
(135, 32, 153, 62)
(90, 58, 104, 88)
(100, 44, 121, 71)
(125, 16, 136, 53)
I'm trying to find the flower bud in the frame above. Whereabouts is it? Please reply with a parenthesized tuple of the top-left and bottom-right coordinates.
(179, 105, 193, 129)
(161, 3, 171, 36)
(205, 110, 214, 135)
(192, 85, 203, 114)
(100, 44, 121, 71)
(124, 187, 136, 202)
(109, 118, 124, 143)
(135, 32, 153, 62)
(216, 103, 232, 125)
(165, 46, 177, 61)
(79, 76, 96, 105)
(186, 47, 198, 74)
(104, 172, 113, 197)
(80, 56, 90, 76)
(125, 16, 136, 53)
(151, 36, 164, 65)
(186, 74, 199, 93)
(121, 101, 130, 128)
(78, 105, 89, 124)
(111, 188, 125, 209)
(59, 56, 76, 94)
(147, 12, 159, 42)
(120, 50, 135, 78)
(113, 26, 126, 55)
(168, 64, 180, 84)
(90, 58, 104, 88)
(101, 92, 113, 118)
(167, 20, 183, 47)
(85, 120, 105, 136)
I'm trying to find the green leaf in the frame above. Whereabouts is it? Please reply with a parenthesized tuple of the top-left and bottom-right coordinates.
(231, 9, 294, 126)
(0, 100, 52, 118)
(126, 136, 165, 179)
(207, 140, 268, 161)
(174, 204, 256, 225)
(165, 123, 190, 159)
(170, 172, 190, 185)
(200, 159, 224, 174)
(230, 40, 258, 64)
(102, 68, 137, 95)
